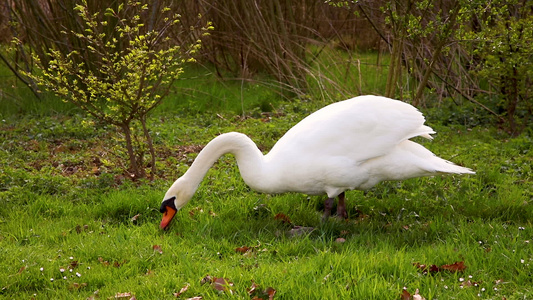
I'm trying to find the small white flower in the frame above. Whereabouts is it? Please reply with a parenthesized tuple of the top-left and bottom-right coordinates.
(521, 259, 525, 264)
(50, 278, 54, 282)
(76, 272, 81, 277)
(481, 288, 486, 292)
(40, 267, 44, 272)
(468, 275, 473, 279)
(459, 277, 465, 282)
(87, 266, 91, 270)
(69, 256, 74, 260)
(59, 268, 65, 273)
(494, 287, 498, 291)
(519, 226, 525, 230)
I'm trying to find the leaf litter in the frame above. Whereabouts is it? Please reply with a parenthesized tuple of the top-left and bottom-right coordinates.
(413, 261, 466, 274)
(401, 288, 425, 300)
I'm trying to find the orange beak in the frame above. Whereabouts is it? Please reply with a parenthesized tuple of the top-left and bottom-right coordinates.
(160, 206, 177, 230)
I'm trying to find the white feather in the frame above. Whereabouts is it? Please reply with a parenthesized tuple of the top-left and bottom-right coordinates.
(163, 95, 474, 211)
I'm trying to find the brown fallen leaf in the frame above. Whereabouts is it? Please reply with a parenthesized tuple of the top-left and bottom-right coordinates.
(200, 275, 234, 294)
(440, 261, 466, 273)
(460, 280, 481, 288)
(200, 275, 213, 285)
(429, 264, 440, 273)
(414, 261, 466, 274)
(412, 289, 425, 300)
(401, 288, 426, 300)
(212, 277, 234, 293)
(70, 260, 79, 269)
(17, 265, 27, 275)
(335, 237, 346, 243)
(274, 213, 292, 225)
(98, 257, 110, 266)
(235, 246, 252, 254)
(173, 283, 190, 297)
(248, 281, 276, 300)
(114, 292, 133, 299)
(400, 289, 411, 300)
(153, 245, 163, 254)
(131, 214, 141, 223)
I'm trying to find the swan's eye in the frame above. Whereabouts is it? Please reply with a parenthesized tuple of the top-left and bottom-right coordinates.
(160, 196, 177, 213)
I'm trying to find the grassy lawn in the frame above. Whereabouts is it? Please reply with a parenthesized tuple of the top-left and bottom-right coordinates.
(1, 68, 532, 299)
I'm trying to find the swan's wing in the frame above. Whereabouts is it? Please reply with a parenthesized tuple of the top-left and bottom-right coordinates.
(267, 95, 435, 163)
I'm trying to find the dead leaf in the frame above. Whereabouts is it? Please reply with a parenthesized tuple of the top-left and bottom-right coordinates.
(274, 213, 292, 225)
(235, 246, 252, 254)
(460, 280, 481, 288)
(131, 214, 141, 223)
(114, 292, 132, 299)
(153, 245, 163, 254)
(248, 281, 276, 299)
(494, 279, 506, 286)
(413, 289, 425, 300)
(401, 288, 425, 300)
(400, 289, 411, 300)
(440, 261, 466, 273)
(70, 260, 79, 269)
(98, 257, 110, 266)
(185, 297, 202, 300)
(200, 275, 213, 285)
(200, 275, 234, 294)
(414, 261, 466, 274)
(335, 237, 346, 243)
(17, 265, 27, 275)
(173, 283, 190, 297)
(429, 264, 440, 273)
(212, 277, 234, 293)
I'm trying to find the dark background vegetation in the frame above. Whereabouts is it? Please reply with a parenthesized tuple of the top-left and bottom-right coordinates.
(1, 0, 531, 136)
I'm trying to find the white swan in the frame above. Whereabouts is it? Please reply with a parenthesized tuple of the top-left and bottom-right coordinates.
(160, 95, 474, 229)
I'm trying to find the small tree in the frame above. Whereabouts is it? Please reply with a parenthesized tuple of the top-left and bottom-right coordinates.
(24, 1, 211, 179)
(458, 0, 532, 135)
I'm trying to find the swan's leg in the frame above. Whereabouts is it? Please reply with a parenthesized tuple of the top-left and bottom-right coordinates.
(336, 192, 347, 219)
(322, 197, 334, 221)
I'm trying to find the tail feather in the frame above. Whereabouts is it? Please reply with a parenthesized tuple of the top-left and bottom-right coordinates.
(433, 159, 475, 175)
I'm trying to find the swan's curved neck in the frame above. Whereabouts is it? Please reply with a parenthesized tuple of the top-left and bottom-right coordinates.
(182, 132, 268, 192)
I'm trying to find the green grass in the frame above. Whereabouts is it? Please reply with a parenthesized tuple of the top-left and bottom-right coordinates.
(1, 53, 532, 299)
(1, 100, 532, 299)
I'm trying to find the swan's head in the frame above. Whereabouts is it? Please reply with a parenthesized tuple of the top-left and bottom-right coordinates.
(159, 178, 196, 230)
